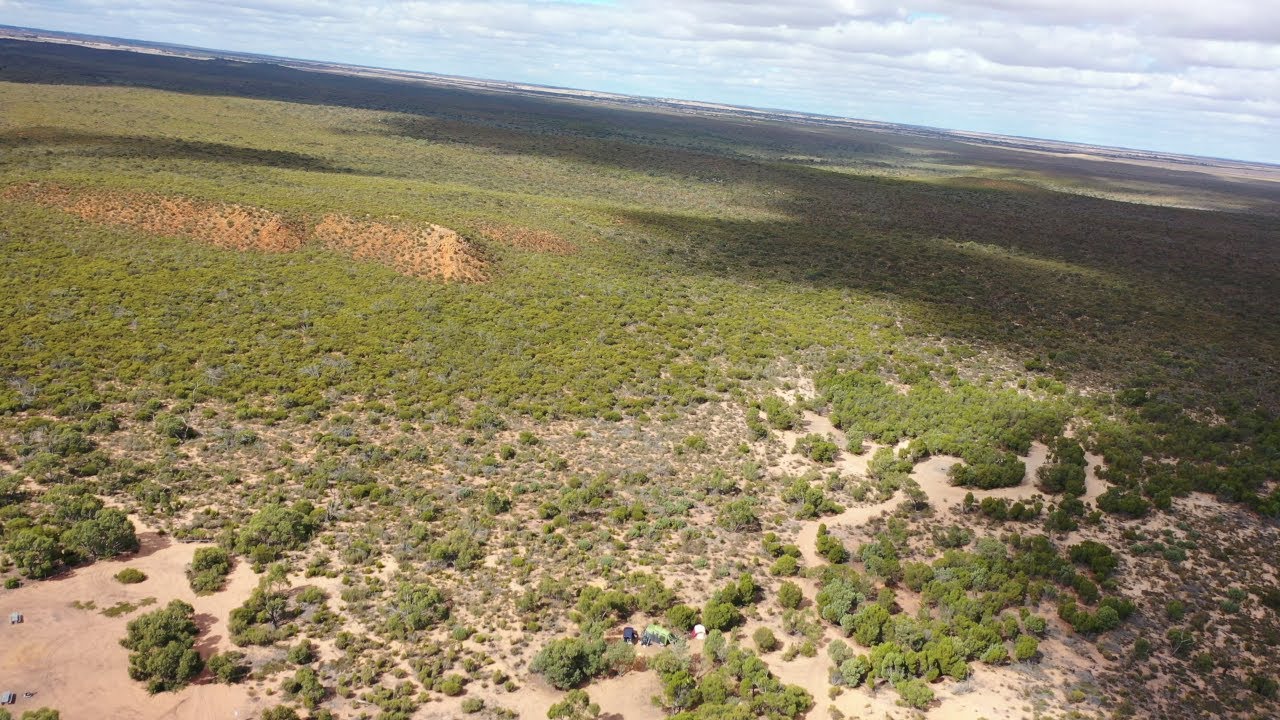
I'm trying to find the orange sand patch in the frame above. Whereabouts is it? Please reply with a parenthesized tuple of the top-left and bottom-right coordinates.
(313, 214, 488, 282)
(2, 182, 489, 282)
(2, 181, 306, 252)
(477, 221, 577, 254)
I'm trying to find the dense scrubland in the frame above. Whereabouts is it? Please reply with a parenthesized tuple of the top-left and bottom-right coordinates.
(0, 39, 1277, 720)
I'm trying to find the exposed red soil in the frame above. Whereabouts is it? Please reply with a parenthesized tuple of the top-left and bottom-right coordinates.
(313, 214, 488, 282)
(2, 182, 306, 252)
(2, 183, 487, 282)
(477, 221, 576, 254)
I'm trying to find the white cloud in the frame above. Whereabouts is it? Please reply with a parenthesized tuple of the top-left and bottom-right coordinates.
(4, 0, 1278, 161)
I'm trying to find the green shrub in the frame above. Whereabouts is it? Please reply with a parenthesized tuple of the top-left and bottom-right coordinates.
(777, 581, 803, 610)
(793, 434, 839, 463)
(547, 690, 598, 719)
(287, 639, 317, 664)
(115, 568, 147, 584)
(530, 637, 607, 690)
(281, 667, 327, 708)
(665, 604, 700, 631)
(893, 678, 934, 709)
(188, 546, 232, 594)
(702, 602, 742, 631)
(207, 651, 249, 683)
(154, 413, 196, 440)
(1013, 634, 1039, 662)
(120, 599, 204, 693)
(716, 499, 759, 532)
(1248, 674, 1278, 698)
(439, 674, 466, 696)
(383, 582, 450, 638)
(769, 556, 799, 580)
(753, 627, 780, 653)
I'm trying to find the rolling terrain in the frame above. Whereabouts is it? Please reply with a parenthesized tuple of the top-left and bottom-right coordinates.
(0, 34, 1277, 720)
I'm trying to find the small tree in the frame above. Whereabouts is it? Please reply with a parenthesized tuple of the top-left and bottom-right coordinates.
(281, 667, 327, 709)
(5, 529, 61, 579)
(702, 601, 742, 631)
(384, 582, 450, 639)
(665, 604, 700, 631)
(120, 600, 204, 693)
(61, 508, 139, 560)
(287, 639, 318, 665)
(894, 678, 934, 709)
(530, 637, 606, 690)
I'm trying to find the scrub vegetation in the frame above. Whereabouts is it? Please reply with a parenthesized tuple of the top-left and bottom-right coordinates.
(0, 38, 1277, 720)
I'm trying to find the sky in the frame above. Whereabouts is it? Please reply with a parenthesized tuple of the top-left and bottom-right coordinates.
(3, 0, 1279, 163)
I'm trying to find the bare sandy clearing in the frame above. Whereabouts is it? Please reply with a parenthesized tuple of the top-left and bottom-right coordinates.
(0, 521, 262, 720)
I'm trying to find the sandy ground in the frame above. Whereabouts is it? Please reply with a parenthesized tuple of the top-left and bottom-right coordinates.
(0, 519, 264, 720)
(0, 401, 1200, 720)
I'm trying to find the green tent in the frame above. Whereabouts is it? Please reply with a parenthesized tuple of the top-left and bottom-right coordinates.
(644, 624, 675, 644)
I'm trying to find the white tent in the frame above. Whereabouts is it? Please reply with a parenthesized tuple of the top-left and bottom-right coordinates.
(692, 623, 707, 639)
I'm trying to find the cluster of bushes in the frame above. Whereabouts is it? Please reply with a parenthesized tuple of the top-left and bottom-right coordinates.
(235, 502, 320, 564)
(700, 574, 759, 632)
(763, 532, 803, 576)
(820, 370, 1065, 473)
(651, 636, 812, 718)
(964, 494, 1041, 522)
(1036, 438, 1088, 496)
(188, 546, 232, 593)
(529, 634, 634, 690)
(383, 581, 450, 639)
(810, 531, 1137, 705)
(780, 475, 843, 519)
(759, 397, 799, 431)
(715, 498, 760, 532)
(1092, 398, 1280, 518)
(792, 434, 839, 463)
(947, 447, 1025, 489)
(815, 524, 848, 564)
(3, 482, 138, 579)
(574, 573, 676, 623)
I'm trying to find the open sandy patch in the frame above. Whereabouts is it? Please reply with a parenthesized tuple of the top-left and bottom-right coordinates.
(0, 520, 263, 720)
